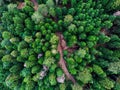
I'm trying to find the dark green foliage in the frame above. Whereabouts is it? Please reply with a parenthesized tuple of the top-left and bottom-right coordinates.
(96, 0, 120, 11)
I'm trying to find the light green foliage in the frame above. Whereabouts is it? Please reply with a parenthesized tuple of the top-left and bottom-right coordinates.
(10, 50, 18, 57)
(64, 14, 73, 24)
(28, 55, 37, 61)
(50, 34, 59, 44)
(46, 0, 54, 8)
(99, 78, 114, 90)
(51, 49, 58, 55)
(5, 74, 20, 89)
(20, 49, 29, 58)
(35, 32, 42, 38)
(87, 35, 97, 41)
(2, 31, 12, 39)
(38, 4, 48, 16)
(25, 81, 35, 90)
(32, 73, 40, 81)
(75, 49, 86, 58)
(24, 36, 33, 43)
(59, 83, 66, 90)
(45, 50, 52, 57)
(112, 0, 120, 9)
(74, 56, 82, 63)
(7, 4, 17, 11)
(93, 64, 106, 77)
(31, 65, 40, 74)
(10, 37, 19, 44)
(68, 24, 77, 34)
(50, 64, 57, 72)
(71, 83, 82, 90)
(49, 73, 57, 85)
(56, 69, 64, 77)
(31, 12, 44, 24)
(76, 69, 92, 84)
(66, 58, 75, 65)
(108, 62, 120, 74)
(18, 41, 28, 51)
(43, 57, 55, 67)
(49, 7, 56, 17)
(24, 61, 36, 68)
(2, 55, 14, 62)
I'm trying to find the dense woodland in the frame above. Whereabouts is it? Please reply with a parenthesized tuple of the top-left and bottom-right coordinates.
(0, 0, 120, 90)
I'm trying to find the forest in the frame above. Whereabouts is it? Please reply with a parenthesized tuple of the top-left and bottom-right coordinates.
(0, 0, 120, 90)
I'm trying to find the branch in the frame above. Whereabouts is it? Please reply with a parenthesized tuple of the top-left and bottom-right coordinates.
(17, 0, 38, 10)
(31, 0, 38, 10)
(56, 32, 76, 84)
(17, 2, 25, 9)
